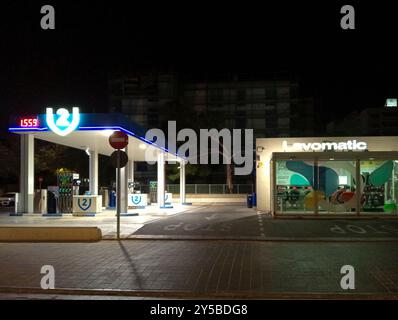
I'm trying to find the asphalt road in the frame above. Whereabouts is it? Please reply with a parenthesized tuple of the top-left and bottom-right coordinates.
(134, 205, 261, 237)
(132, 205, 398, 240)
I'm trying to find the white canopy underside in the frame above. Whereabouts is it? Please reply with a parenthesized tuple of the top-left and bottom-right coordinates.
(20, 131, 181, 162)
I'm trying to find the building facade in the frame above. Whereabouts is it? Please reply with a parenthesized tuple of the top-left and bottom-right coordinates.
(109, 71, 316, 137)
(109, 71, 317, 183)
(256, 136, 398, 217)
(182, 75, 316, 139)
(109, 72, 179, 129)
(327, 106, 398, 136)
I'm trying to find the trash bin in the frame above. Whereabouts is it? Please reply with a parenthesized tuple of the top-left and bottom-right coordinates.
(47, 190, 57, 214)
(384, 200, 397, 213)
(100, 187, 109, 208)
(109, 190, 116, 208)
(247, 194, 253, 208)
(34, 189, 47, 214)
(252, 192, 257, 207)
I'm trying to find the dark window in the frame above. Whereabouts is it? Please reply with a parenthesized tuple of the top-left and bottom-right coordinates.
(136, 163, 148, 172)
(266, 88, 277, 100)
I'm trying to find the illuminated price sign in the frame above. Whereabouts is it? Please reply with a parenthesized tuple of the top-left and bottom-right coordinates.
(20, 118, 39, 127)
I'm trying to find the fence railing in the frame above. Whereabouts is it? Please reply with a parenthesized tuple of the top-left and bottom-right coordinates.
(135, 184, 253, 195)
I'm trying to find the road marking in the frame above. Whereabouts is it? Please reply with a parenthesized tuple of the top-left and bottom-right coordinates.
(205, 214, 219, 220)
(257, 211, 265, 237)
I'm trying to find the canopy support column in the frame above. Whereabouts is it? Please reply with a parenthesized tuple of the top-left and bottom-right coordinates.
(180, 161, 186, 204)
(157, 152, 165, 207)
(19, 134, 34, 213)
(89, 150, 98, 195)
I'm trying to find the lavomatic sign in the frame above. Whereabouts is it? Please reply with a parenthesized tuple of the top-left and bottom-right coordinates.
(282, 140, 368, 152)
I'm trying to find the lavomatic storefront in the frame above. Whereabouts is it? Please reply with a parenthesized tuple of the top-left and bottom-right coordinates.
(256, 137, 398, 217)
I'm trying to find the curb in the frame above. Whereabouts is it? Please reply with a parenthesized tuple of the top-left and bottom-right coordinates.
(0, 286, 397, 300)
(101, 235, 398, 242)
(0, 226, 102, 242)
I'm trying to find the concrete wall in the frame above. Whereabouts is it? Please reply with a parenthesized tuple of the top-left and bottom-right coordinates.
(172, 194, 246, 204)
(256, 136, 398, 214)
(0, 227, 102, 242)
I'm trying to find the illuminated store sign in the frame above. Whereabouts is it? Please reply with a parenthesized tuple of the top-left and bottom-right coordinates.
(282, 140, 368, 152)
(385, 98, 397, 107)
(46, 107, 80, 136)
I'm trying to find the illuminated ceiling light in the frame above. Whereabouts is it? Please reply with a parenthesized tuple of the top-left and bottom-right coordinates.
(101, 129, 115, 137)
(329, 158, 334, 161)
(339, 176, 348, 185)
(139, 143, 147, 150)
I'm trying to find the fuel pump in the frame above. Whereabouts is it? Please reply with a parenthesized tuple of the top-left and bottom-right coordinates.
(149, 181, 157, 204)
(47, 186, 59, 214)
(128, 181, 135, 194)
(57, 172, 74, 213)
(129, 181, 141, 194)
(72, 173, 81, 195)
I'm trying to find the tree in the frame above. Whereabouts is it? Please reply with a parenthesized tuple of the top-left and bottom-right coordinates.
(166, 100, 213, 182)
(167, 100, 234, 192)
(34, 141, 88, 187)
(0, 140, 19, 186)
(167, 163, 211, 182)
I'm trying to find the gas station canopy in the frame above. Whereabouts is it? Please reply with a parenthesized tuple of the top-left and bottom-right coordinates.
(9, 108, 188, 214)
(9, 111, 183, 162)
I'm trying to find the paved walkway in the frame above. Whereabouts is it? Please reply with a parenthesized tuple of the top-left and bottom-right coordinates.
(0, 292, 160, 300)
(2, 204, 398, 240)
(0, 204, 203, 238)
(0, 240, 397, 297)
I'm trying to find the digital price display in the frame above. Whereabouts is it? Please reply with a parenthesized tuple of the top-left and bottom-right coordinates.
(19, 118, 39, 127)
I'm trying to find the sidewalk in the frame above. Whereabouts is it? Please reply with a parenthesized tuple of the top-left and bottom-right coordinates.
(0, 240, 397, 297)
(0, 204, 203, 239)
(2, 204, 398, 241)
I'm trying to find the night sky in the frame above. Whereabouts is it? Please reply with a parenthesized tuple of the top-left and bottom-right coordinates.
(1, 1, 397, 135)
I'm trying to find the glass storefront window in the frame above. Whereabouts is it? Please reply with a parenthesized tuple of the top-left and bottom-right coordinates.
(360, 160, 398, 214)
(275, 160, 314, 214)
(276, 159, 357, 214)
(274, 157, 398, 216)
(316, 160, 357, 214)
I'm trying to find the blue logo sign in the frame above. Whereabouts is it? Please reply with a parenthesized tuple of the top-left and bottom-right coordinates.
(132, 195, 142, 205)
(78, 198, 92, 211)
(46, 107, 80, 136)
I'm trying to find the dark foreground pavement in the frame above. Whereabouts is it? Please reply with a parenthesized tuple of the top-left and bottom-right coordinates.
(0, 240, 397, 298)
